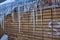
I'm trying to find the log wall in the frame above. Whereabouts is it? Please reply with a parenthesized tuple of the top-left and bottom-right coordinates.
(4, 7, 60, 40)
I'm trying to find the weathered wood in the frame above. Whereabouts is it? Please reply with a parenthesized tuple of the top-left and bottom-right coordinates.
(4, 7, 60, 40)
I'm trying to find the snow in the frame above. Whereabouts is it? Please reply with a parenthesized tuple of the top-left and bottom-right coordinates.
(0, 0, 37, 32)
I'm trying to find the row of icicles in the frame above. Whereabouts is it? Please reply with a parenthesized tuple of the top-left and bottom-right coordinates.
(0, 0, 60, 33)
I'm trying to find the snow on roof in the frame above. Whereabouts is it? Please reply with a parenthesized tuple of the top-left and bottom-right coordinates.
(0, 0, 15, 5)
(0, 0, 37, 32)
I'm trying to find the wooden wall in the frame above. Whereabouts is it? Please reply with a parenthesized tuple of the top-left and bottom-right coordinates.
(4, 7, 60, 40)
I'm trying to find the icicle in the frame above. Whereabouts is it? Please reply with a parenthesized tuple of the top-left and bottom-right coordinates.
(26, 0, 29, 13)
(18, 6, 20, 32)
(11, 2, 15, 22)
(32, 9, 35, 40)
(35, 5, 37, 23)
(24, 2, 25, 13)
(35, 1, 38, 26)
(30, 4, 34, 21)
(32, 3, 36, 40)
(30, 4, 33, 21)
(53, 5, 56, 15)
(24, 0, 26, 12)
(0, 14, 2, 28)
(12, 10, 14, 22)
(2, 15, 4, 30)
(39, 0, 43, 16)
(40, 8, 42, 16)
(52, 0, 56, 15)
(39, 0, 43, 36)
(27, 5, 29, 12)
(0, 11, 5, 30)
(0, 17, 3, 28)
(0, 12, 3, 28)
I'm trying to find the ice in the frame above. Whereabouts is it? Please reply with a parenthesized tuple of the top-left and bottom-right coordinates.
(18, 6, 20, 32)
(12, 10, 14, 22)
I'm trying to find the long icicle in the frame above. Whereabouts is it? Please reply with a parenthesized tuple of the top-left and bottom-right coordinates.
(1, 17, 2, 29)
(35, 1, 38, 26)
(18, 6, 20, 32)
(12, 10, 14, 22)
(30, 4, 33, 21)
(39, 0, 43, 39)
(11, 3, 15, 22)
(30, 3, 35, 22)
(33, 2, 38, 40)
(0, 18, 2, 28)
(39, 0, 43, 18)
(33, 1, 38, 40)
(52, 0, 56, 15)
(53, 0, 56, 15)
(32, 4, 35, 40)
(33, 9, 35, 40)
(27, 5, 29, 13)
(0, 13, 3, 28)
(2, 15, 4, 30)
